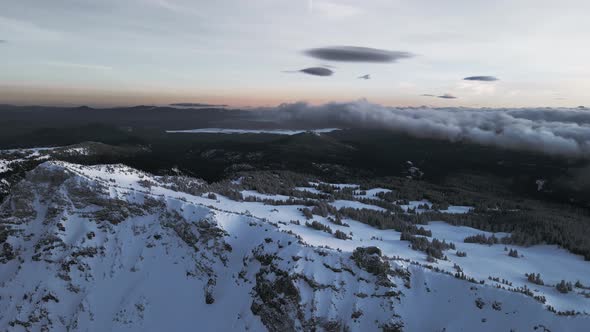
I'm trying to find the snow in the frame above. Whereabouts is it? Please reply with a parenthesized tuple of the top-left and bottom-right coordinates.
(0, 146, 62, 174)
(423, 222, 590, 312)
(398, 265, 588, 332)
(166, 128, 341, 135)
(440, 205, 474, 214)
(330, 199, 387, 212)
(294, 186, 322, 194)
(0, 160, 12, 173)
(0, 147, 57, 154)
(240, 190, 291, 201)
(62, 147, 90, 155)
(44, 162, 590, 313)
(0, 158, 28, 174)
(308, 181, 359, 190)
(231, 176, 244, 185)
(0, 162, 400, 330)
(1, 160, 589, 331)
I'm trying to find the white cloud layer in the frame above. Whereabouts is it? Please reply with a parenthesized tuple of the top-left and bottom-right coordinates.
(257, 100, 590, 158)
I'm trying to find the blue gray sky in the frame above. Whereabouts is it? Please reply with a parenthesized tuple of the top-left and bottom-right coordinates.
(1, 0, 589, 107)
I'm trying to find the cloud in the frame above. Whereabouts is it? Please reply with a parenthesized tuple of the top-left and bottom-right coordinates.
(507, 108, 590, 125)
(252, 100, 590, 158)
(421, 93, 458, 99)
(0, 40, 6, 43)
(290, 67, 334, 76)
(464, 76, 499, 81)
(304, 46, 413, 63)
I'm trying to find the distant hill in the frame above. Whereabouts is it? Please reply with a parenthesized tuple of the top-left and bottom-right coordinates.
(170, 103, 228, 107)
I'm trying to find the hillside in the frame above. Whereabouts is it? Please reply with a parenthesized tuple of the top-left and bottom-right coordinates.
(1, 161, 588, 331)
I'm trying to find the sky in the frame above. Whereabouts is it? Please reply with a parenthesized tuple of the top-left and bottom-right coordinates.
(1, 0, 590, 108)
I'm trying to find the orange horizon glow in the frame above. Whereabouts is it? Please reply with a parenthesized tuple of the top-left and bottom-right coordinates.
(0, 84, 584, 109)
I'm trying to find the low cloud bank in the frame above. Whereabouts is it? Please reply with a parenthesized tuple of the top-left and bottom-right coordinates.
(254, 100, 590, 158)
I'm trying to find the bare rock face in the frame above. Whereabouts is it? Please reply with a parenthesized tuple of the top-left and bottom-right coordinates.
(251, 268, 302, 332)
(352, 246, 388, 275)
(4, 181, 36, 220)
(0, 242, 14, 263)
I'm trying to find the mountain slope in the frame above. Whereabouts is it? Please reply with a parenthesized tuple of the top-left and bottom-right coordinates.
(0, 162, 588, 331)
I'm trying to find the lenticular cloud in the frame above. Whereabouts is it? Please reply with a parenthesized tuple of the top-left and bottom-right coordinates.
(255, 100, 590, 158)
(304, 46, 413, 63)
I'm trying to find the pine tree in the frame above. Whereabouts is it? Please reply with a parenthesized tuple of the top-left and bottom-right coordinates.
(556, 280, 573, 294)
(508, 249, 519, 258)
(526, 272, 544, 285)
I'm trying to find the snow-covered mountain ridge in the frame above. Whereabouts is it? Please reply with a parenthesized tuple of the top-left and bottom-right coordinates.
(0, 161, 588, 331)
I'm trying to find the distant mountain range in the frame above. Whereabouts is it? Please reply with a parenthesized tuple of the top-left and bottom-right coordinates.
(170, 103, 228, 107)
